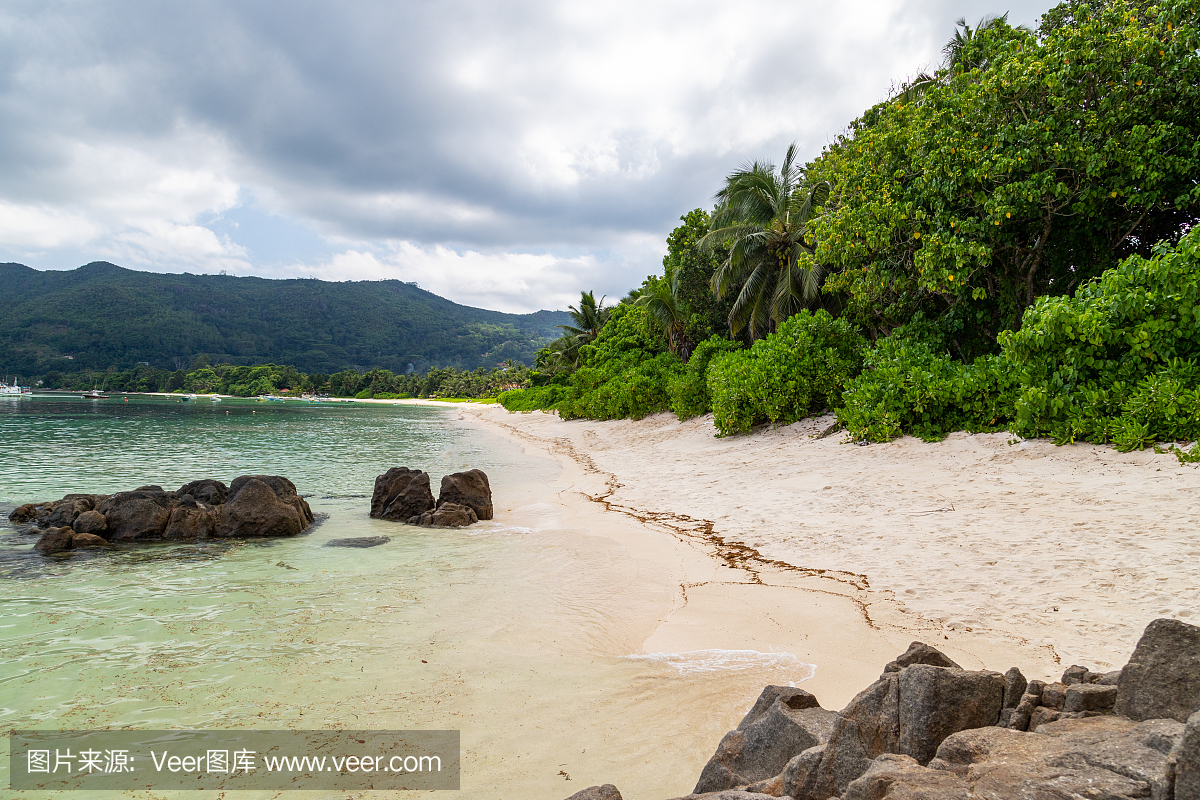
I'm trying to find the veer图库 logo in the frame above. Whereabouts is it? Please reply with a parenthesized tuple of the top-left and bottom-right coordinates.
(9, 730, 459, 791)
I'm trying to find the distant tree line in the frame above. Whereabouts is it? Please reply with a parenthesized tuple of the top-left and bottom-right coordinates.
(39, 360, 529, 399)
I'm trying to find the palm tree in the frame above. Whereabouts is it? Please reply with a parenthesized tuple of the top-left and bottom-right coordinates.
(699, 143, 830, 340)
(553, 291, 610, 368)
(633, 274, 693, 362)
(943, 13, 1024, 73)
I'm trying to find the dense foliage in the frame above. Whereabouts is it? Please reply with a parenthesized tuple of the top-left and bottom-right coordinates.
(810, 0, 1200, 357)
(0, 261, 566, 380)
(667, 336, 743, 420)
(707, 311, 866, 436)
(557, 305, 684, 421)
(837, 336, 1018, 442)
(1002, 226, 1200, 450)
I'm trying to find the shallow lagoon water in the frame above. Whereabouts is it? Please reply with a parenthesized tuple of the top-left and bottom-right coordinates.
(0, 396, 814, 798)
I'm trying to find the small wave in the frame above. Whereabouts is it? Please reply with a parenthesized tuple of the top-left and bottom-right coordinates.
(622, 648, 816, 679)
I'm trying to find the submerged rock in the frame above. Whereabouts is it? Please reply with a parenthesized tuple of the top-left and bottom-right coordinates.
(324, 536, 391, 548)
(17, 475, 314, 549)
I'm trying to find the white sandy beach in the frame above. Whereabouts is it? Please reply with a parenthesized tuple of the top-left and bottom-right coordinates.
(448, 403, 1200, 713)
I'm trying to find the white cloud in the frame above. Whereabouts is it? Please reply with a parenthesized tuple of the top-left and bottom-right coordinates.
(0, 0, 1057, 309)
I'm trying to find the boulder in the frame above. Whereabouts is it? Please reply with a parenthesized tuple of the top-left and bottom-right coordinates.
(1116, 617, 1200, 723)
(37, 494, 107, 529)
(33, 527, 75, 552)
(436, 469, 493, 520)
(9, 503, 41, 525)
(72, 510, 108, 536)
(410, 503, 478, 528)
(1064, 683, 1118, 713)
(70, 532, 110, 548)
(371, 468, 436, 521)
(324, 536, 391, 548)
(882, 642, 961, 674)
(1062, 664, 1091, 685)
(564, 785, 622, 800)
(177, 479, 228, 505)
(216, 476, 312, 538)
(804, 675, 900, 799)
(692, 689, 835, 793)
(931, 715, 1183, 799)
(97, 488, 176, 541)
(1040, 682, 1066, 710)
(1002, 666, 1027, 709)
(896, 664, 1005, 765)
(843, 753, 972, 800)
(163, 503, 218, 539)
(1176, 710, 1200, 800)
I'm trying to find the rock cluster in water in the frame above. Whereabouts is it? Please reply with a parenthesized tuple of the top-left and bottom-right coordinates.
(369, 467, 492, 527)
(564, 618, 1200, 800)
(9, 475, 315, 553)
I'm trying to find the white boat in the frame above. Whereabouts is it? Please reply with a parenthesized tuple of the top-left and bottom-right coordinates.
(0, 380, 32, 398)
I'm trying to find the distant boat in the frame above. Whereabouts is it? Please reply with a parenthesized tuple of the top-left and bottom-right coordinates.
(81, 390, 109, 399)
(181, 394, 198, 401)
(0, 380, 32, 398)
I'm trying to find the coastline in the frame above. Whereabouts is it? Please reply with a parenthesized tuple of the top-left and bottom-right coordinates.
(454, 403, 1200, 712)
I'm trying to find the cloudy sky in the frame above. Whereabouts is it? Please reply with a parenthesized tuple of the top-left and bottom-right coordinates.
(1, 0, 1053, 313)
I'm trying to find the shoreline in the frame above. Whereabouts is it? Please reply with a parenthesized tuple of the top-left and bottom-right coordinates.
(453, 403, 1200, 711)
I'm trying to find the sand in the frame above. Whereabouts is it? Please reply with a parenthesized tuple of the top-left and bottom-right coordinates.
(447, 404, 1200, 711)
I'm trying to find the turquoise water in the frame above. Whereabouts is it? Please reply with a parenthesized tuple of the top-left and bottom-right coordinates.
(0, 396, 816, 799)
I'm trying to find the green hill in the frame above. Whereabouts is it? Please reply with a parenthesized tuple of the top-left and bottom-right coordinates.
(0, 262, 568, 376)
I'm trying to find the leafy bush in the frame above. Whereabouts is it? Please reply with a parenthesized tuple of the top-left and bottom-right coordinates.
(1001, 229, 1200, 450)
(557, 305, 685, 421)
(707, 310, 866, 436)
(497, 385, 568, 412)
(667, 336, 742, 420)
(837, 337, 1017, 442)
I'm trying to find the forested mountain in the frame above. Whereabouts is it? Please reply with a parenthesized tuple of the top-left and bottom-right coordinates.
(0, 262, 568, 376)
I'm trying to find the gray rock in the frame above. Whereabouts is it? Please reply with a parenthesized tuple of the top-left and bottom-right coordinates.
(737, 686, 820, 730)
(803, 675, 900, 799)
(72, 509, 108, 536)
(1040, 682, 1066, 710)
(564, 785, 621, 800)
(843, 753, 973, 800)
(667, 792, 780, 800)
(882, 642, 961, 674)
(370, 467, 435, 521)
(1177, 711, 1200, 800)
(1116, 617, 1200, 723)
(1062, 664, 1090, 685)
(933, 716, 1182, 800)
(1064, 683, 1118, 712)
(215, 477, 312, 538)
(1003, 666, 1027, 709)
(776, 745, 825, 800)
(692, 694, 836, 793)
(896, 664, 1005, 764)
(1099, 669, 1123, 686)
(436, 469, 493, 520)
(324, 536, 391, 548)
(1028, 707, 1060, 730)
(33, 527, 75, 552)
(37, 494, 106, 528)
(97, 489, 175, 541)
(177, 479, 228, 505)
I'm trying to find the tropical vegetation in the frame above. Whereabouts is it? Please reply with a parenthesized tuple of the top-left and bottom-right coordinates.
(497, 0, 1200, 461)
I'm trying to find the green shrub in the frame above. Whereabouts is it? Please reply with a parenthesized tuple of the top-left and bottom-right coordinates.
(707, 310, 867, 436)
(498, 385, 567, 412)
(1001, 228, 1200, 450)
(557, 305, 685, 420)
(837, 337, 1017, 442)
(667, 336, 742, 420)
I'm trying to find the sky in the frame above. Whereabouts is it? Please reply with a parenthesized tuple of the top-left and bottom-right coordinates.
(0, 0, 1055, 314)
